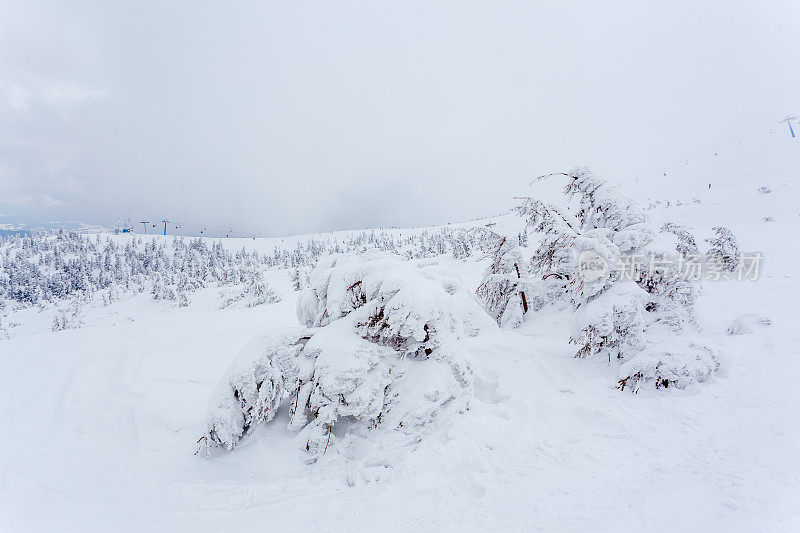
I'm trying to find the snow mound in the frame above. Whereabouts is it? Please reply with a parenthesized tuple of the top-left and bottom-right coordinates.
(727, 314, 772, 335)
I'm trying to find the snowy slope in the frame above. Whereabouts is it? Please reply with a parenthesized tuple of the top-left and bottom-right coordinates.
(1, 132, 800, 531)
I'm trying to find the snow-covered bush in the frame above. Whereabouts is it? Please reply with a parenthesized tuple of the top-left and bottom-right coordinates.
(660, 222, 699, 258)
(637, 224, 702, 332)
(517, 197, 619, 308)
(176, 289, 190, 308)
(203, 252, 492, 459)
(101, 286, 120, 307)
(151, 273, 175, 301)
(219, 271, 280, 309)
(476, 235, 530, 327)
(290, 267, 304, 291)
(518, 168, 715, 391)
(0, 310, 17, 340)
(570, 282, 647, 361)
(562, 167, 653, 253)
(705, 226, 740, 272)
(448, 232, 473, 259)
(617, 341, 720, 392)
(205, 334, 296, 450)
(290, 253, 480, 455)
(51, 299, 84, 332)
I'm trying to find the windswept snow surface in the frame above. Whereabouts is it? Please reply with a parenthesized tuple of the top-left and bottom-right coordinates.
(2, 133, 800, 531)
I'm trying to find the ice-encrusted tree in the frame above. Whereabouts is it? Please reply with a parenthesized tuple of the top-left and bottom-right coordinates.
(205, 335, 291, 450)
(0, 307, 17, 340)
(0, 226, 496, 321)
(640, 223, 702, 331)
(570, 282, 647, 361)
(290, 266, 311, 291)
(517, 198, 619, 309)
(562, 167, 654, 253)
(514, 168, 716, 391)
(218, 270, 280, 309)
(0, 232, 280, 312)
(290, 267, 303, 291)
(705, 226, 740, 272)
(475, 235, 530, 328)
(51, 298, 84, 332)
(203, 252, 494, 459)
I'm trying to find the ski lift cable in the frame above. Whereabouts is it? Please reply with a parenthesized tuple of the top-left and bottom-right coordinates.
(130, 219, 274, 238)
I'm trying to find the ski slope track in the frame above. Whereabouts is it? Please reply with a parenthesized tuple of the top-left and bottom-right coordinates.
(1, 130, 799, 531)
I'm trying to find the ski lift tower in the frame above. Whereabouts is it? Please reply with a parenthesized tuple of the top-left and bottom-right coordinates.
(140, 220, 150, 234)
(780, 116, 797, 138)
(162, 219, 170, 236)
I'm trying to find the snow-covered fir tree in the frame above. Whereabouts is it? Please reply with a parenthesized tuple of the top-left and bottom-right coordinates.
(52, 298, 84, 332)
(475, 235, 530, 328)
(705, 226, 740, 272)
(515, 167, 715, 391)
(0, 227, 494, 316)
(0, 232, 282, 317)
(204, 251, 495, 458)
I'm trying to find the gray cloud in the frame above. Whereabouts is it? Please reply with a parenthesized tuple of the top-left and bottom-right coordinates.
(1, 0, 798, 235)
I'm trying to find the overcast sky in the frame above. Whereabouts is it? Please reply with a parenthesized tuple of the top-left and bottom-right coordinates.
(1, 0, 798, 236)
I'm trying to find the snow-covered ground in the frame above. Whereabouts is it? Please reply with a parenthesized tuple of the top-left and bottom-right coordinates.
(1, 131, 799, 531)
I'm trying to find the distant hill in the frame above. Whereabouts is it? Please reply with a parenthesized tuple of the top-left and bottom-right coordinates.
(0, 214, 112, 234)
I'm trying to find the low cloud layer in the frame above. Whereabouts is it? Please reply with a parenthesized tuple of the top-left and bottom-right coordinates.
(2, 0, 798, 235)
